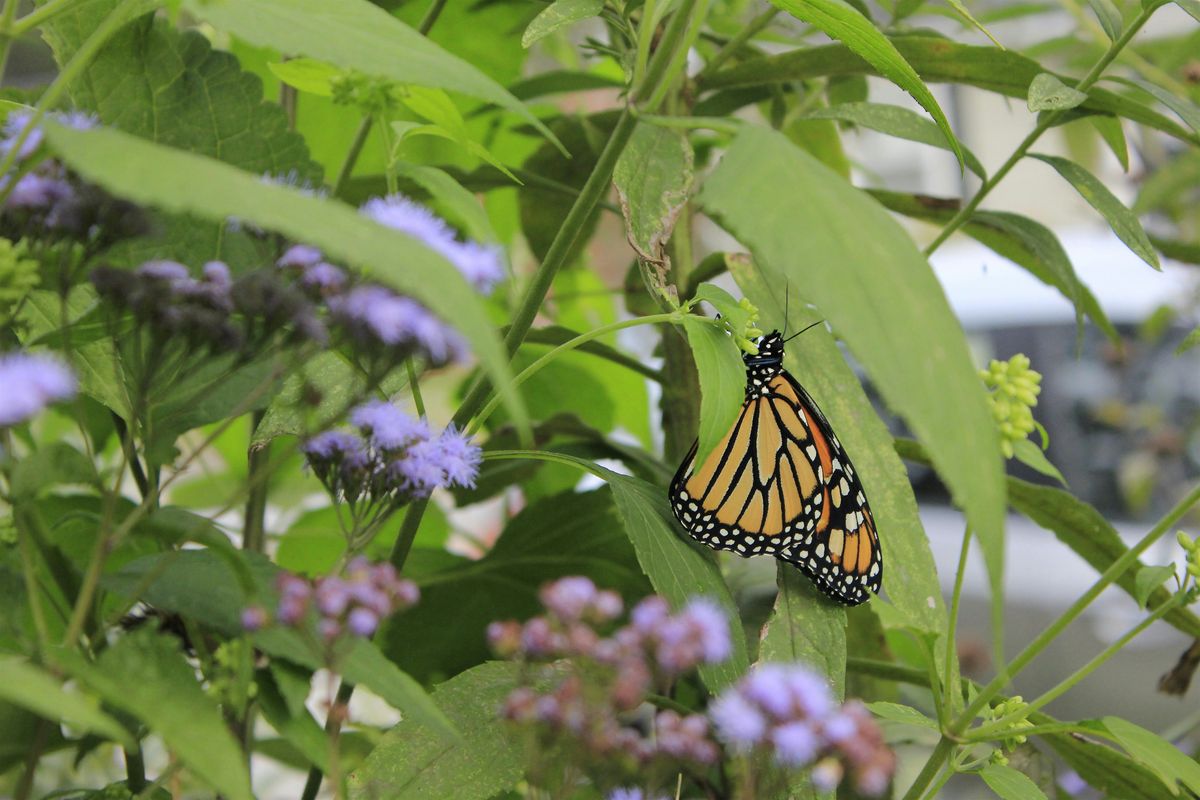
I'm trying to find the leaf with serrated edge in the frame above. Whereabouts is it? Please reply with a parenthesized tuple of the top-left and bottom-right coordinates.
(43, 122, 527, 436)
(682, 316, 745, 467)
(866, 700, 939, 729)
(980, 763, 1050, 800)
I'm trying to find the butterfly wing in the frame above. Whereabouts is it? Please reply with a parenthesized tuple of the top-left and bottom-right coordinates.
(669, 370, 882, 605)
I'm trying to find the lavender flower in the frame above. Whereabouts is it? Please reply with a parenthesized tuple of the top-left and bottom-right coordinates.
(708, 691, 768, 750)
(277, 244, 324, 269)
(360, 194, 504, 293)
(434, 426, 482, 488)
(241, 605, 269, 632)
(1, 109, 95, 165)
(350, 400, 428, 451)
(329, 284, 467, 364)
(0, 352, 77, 427)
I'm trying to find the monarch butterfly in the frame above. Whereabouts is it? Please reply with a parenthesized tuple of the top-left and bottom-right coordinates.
(669, 329, 882, 605)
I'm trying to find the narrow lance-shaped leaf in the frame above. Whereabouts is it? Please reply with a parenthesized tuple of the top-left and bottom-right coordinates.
(1086, 0, 1124, 39)
(700, 126, 1005, 625)
(0, 657, 134, 748)
(767, 0, 965, 168)
(681, 316, 745, 467)
(43, 122, 528, 436)
(980, 763, 1051, 800)
(1029, 153, 1160, 269)
(522, 0, 605, 48)
(1107, 76, 1200, 135)
(180, 0, 563, 151)
(1102, 717, 1200, 796)
(761, 564, 848, 697)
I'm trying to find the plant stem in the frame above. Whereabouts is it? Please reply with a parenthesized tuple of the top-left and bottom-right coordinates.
(406, 359, 426, 418)
(635, 0, 701, 106)
(943, 527, 970, 719)
(950, 481, 1200, 733)
(333, 115, 373, 198)
(11, 0, 81, 37)
(469, 312, 679, 433)
(243, 412, 270, 554)
(417, 0, 449, 35)
(0, 0, 19, 84)
(299, 681, 355, 800)
(923, 4, 1157, 257)
(124, 744, 146, 793)
(699, 5, 779, 79)
(900, 736, 955, 800)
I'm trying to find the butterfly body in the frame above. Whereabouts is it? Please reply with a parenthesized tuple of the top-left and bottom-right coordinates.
(669, 330, 882, 606)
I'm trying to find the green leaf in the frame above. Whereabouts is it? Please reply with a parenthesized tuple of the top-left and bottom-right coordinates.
(1043, 728, 1179, 800)
(767, 0, 964, 168)
(255, 666, 328, 771)
(866, 700, 939, 729)
(63, 629, 252, 800)
(392, 162, 497, 243)
(1176, 327, 1200, 355)
(603, 466, 750, 691)
(1027, 73, 1088, 111)
(613, 122, 694, 270)
(1102, 717, 1200, 796)
(700, 126, 1003, 625)
(804, 102, 987, 179)
(1028, 154, 1159, 269)
(980, 763, 1050, 800)
(1091, 114, 1130, 172)
(1086, 0, 1124, 39)
(349, 662, 534, 800)
(0, 656, 134, 748)
(43, 122, 527, 437)
(1134, 565, 1176, 608)
(1173, 0, 1200, 21)
(1011, 439, 1066, 486)
(681, 316, 745, 468)
(700, 37, 1200, 146)
(10, 442, 97, 499)
(1108, 76, 1200, 135)
(1006, 477, 1200, 638)
(379, 489, 648, 682)
(180, 0, 562, 151)
(762, 564, 848, 696)
(942, 0, 1004, 45)
(522, 0, 605, 48)
(267, 57, 340, 96)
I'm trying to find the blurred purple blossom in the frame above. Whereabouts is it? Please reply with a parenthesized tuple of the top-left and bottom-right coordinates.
(1, 109, 96, 164)
(328, 284, 467, 365)
(350, 400, 428, 451)
(0, 352, 77, 427)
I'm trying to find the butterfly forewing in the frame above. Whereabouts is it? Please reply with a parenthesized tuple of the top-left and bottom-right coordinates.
(670, 363, 882, 606)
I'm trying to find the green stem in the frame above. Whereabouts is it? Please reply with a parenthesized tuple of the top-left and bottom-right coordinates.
(633, 0, 659, 88)
(634, 0, 701, 106)
(943, 527, 970, 720)
(642, 0, 713, 111)
(900, 737, 955, 800)
(243, 412, 270, 554)
(469, 312, 679, 433)
(634, 113, 741, 135)
(124, 745, 146, 793)
(299, 681, 356, 800)
(11, 0, 82, 36)
(918, 761, 956, 800)
(0, 0, 19, 83)
(923, 4, 1156, 257)
(406, 359, 426, 418)
(15, 515, 50, 660)
(417, 0, 449, 35)
(950, 481, 1200, 733)
(0, 0, 144, 199)
(699, 5, 779, 78)
(333, 115, 373, 198)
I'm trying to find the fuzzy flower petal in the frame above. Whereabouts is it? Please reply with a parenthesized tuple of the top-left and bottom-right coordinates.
(0, 352, 77, 427)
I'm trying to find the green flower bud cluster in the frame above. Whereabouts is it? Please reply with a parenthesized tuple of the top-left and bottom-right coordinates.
(1177, 532, 1200, 597)
(985, 695, 1033, 762)
(733, 297, 764, 356)
(331, 72, 399, 117)
(0, 238, 39, 321)
(981, 354, 1042, 458)
(205, 639, 257, 712)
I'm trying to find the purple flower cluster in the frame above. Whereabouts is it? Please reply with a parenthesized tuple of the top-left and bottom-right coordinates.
(489, 577, 731, 786)
(0, 351, 77, 427)
(276, 243, 468, 367)
(241, 556, 419, 642)
(302, 399, 480, 504)
(360, 194, 504, 293)
(92, 259, 326, 353)
(710, 664, 895, 796)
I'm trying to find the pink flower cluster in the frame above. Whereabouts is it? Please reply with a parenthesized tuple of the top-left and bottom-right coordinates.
(488, 577, 730, 785)
(242, 557, 419, 642)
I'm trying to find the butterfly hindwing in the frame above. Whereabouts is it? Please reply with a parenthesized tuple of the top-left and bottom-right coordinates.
(669, 361, 882, 606)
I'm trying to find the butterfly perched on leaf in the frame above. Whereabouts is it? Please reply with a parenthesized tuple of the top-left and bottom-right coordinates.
(669, 329, 882, 605)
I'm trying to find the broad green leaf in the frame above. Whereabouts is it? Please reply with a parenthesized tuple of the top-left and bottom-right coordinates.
(392, 162, 497, 243)
(700, 127, 1004, 623)
(681, 316, 745, 467)
(1027, 73, 1088, 111)
(767, 0, 964, 167)
(1011, 439, 1066, 486)
(1108, 76, 1200, 135)
(866, 700, 939, 729)
(1091, 115, 1130, 172)
(1086, 0, 1124, 39)
(700, 38, 1200, 145)
(761, 564, 847, 698)
(267, 57, 340, 96)
(1134, 565, 1176, 608)
(1044, 728, 1178, 800)
(180, 0, 562, 150)
(255, 667, 328, 771)
(507, 70, 624, 101)
(603, 466, 750, 691)
(391, 119, 521, 185)
(44, 123, 527, 436)
(0, 657, 133, 747)
(613, 122, 694, 271)
(522, 0, 605, 48)
(349, 662, 534, 800)
(1029, 154, 1159, 269)
(379, 489, 648, 682)
(1102, 717, 1200, 795)
(1006, 476, 1200, 638)
(63, 629, 252, 800)
(804, 102, 987, 179)
(980, 763, 1050, 800)
(10, 442, 97, 499)
(1173, 0, 1200, 21)
(275, 503, 449, 575)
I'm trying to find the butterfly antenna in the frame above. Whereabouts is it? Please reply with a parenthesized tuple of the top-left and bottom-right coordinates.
(782, 285, 791, 337)
(784, 319, 824, 343)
